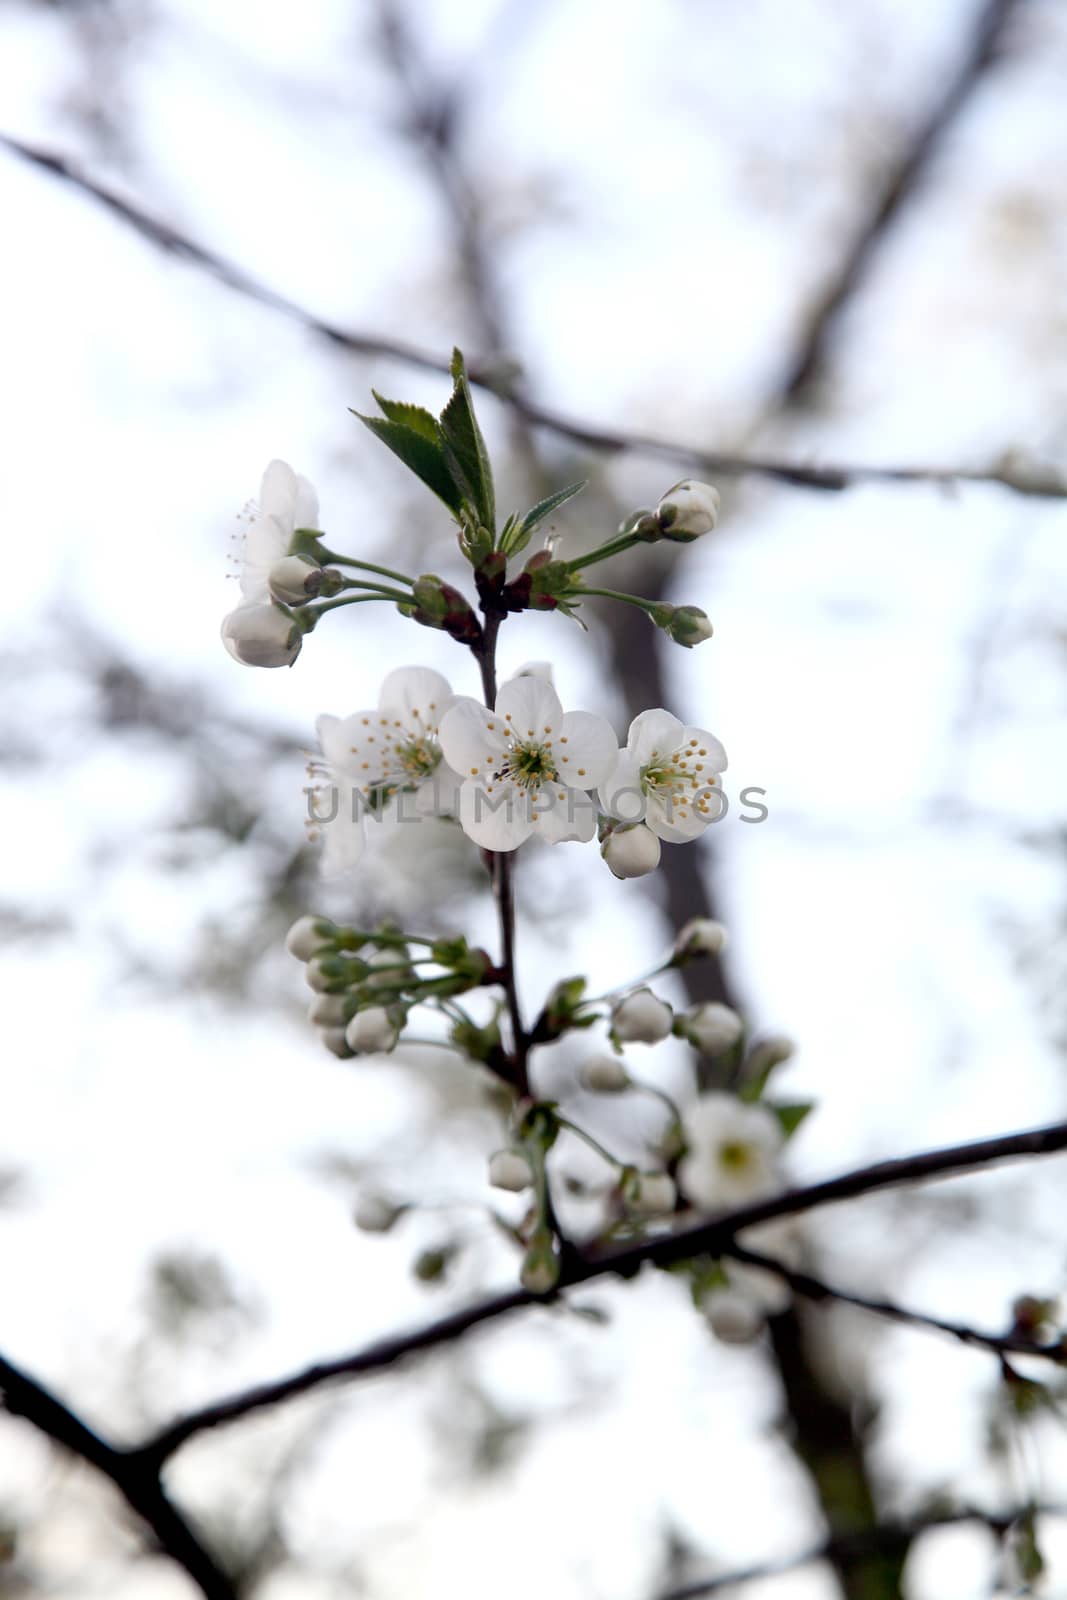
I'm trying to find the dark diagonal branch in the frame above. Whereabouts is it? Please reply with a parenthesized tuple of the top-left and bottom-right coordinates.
(726, 1243, 1066, 1364)
(779, 0, 1024, 403)
(1, 130, 1062, 500)
(654, 1505, 1061, 1600)
(129, 1118, 1067, 1464)
(0, 1353, 236, 1599)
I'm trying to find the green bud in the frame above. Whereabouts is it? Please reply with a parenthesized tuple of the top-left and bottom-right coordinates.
(649, 603, 713, 647)
(411, 574, 481, 644)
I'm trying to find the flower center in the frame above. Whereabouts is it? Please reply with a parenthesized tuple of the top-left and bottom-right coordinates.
(641, 738, 718, 823)
(497, 738, 558, 789)
(718, 1140, 753, 1172)
(395, 736, 440, 781)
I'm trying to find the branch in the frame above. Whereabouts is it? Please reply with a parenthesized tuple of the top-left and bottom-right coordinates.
(654, 1505, 1060, 1600)
(1, 130, 1062, 501)
(133, 1118, 1067, 1462)
(726, 1244, 1067, 1364)
(0, 1352, 236, 1599)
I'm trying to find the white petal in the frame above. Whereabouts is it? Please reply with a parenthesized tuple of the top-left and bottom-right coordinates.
(259, 459, 297, 520)
(555, 711, 617, 789)
(412, 763, 462, 816)
(378, 667, 454, 727)
(532, 785, 598, 844)
(627, 708, 686, 762)
(316, 711, 377, 776)
(293, 474, 319, 530)
(239, 517, 289, 598)
(495, 675, 564, 734)
(598, 750, 647, 824)
(682, 725, 729, 774)
(457, 779, 533, 850)
(646, 793, 713, 844)
(439, 698, 509, 775)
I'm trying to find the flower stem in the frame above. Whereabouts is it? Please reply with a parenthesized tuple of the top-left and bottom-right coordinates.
(473, 612, 529, 1096)
(563, 533, 639, 572)
(572, 586, 660, 614)
(318, 550, 415, 586)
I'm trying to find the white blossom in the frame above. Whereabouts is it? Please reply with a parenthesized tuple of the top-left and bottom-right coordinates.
(601, 823, 661, 879)
(599, 710, 727, 843)
(656, 479, 720, 539)
(678, 1093, 784, 1211)
(220, 603, 301, 668)
(702, 1285, 764, 1344)
(344, 1007, 400, 1055)
(439, 676, 617, 851)
(307, 667, 460, 874)
(679, 1002, 744, 1055)
(232, 459, 320, 603)
(673, 918, 728, 958)
(580, 1054, 631, 1093)
(488, 1150, 535, 1192)
(611, 987, 673, 1044)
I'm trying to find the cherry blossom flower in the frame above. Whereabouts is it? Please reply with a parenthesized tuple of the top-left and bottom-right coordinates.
(232, 459, 320, 603)
(307, 667, 460, 874)
(599, 710, 727, 843)
(438, 676, 617, 851)
(221, 603, 301, 668)
(655, 479, 720, 540)
(677, 1093, 784, 1211)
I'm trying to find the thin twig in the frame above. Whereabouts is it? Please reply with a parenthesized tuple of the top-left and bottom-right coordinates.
(132, 1117, 1067, 1462)
(654, 1504, 1060, 1600)
(1, 129, 1062, 500)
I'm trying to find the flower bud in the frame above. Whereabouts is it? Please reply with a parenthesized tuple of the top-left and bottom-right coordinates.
(320, 1028, 354, 1059)
(611, 987, 673, 1045)
(345, 1006, 401, 1055)
(305, 954, 354, 992)
(601, 823, 661, 880)
(703, 1287, 763, 1345)
(307, 993, 348, 1027)
(656, 479, 720, 541)
(488, 1149, 535, 1193)
(221, 603, 301, 668)
(268, 554, 322, 604)
(411, 575, 481, 644)
(580, 1054, 631, 1093)
(622, 1170, 677, 1216)
(286, 915, 337, 961)
(520, 1229, 560, 1294)
(353, 1193, 403, 1233)
(673, 919, 728, 960)
(650, 603, 714, 648)
(677, 1002, 744, 1055)
(745, 1034, 796, 1077)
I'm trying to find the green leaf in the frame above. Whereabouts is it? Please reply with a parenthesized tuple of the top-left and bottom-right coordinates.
(510, 480, 587, 553)
(352, 411, 463, 515)
(770, 1101, 815, 1140)
(370, 393, 443, 446)
(439, 348, 495, 531)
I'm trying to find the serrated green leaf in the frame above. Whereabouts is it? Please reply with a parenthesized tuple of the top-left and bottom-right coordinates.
(439, 348, 495, 531)
(371, 393, 443, 446)
(352, 411, 463, 515)
(770, 1101, 815, 1139)
(519, 480, 587, 539)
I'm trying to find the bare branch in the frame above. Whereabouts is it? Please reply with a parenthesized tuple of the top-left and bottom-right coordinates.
(0, 1352, 236, 1599)
(132, 1118, 1067, 1461)
(1, 129, 1062, 500)
(654, 1505, 1060, 1600)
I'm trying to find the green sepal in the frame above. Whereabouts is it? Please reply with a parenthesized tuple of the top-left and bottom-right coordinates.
(769, 1101, 815, 1140)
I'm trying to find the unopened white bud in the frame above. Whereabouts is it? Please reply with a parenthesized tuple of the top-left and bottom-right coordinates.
(268, 554, 321, 604)
(580, 1054, 631, 1093)
(286, 915, 335, 961)
(601, 823, 661, 880)
(488, 1149, 535, 1192)
(656, 479, 720, 540)
(703, 1287, 764, 1345)
(307, 993, 347, 1027)
(320, 1028, 354, 1059)
(520, 1232, 560, 1294)
(680, 1002, 744, 1055)
(354, 1193, 403, 1233)
(305, 956, 337, 993)
(344, 1006, 400, 1055)
(623, 1171, 677, 1216)
(611, 987, 674, 1044)
(220, 603, 301, 668)
(365, 948, 409, 988)
(749, 1033, 796, 1070)
(674, 918, 728, 958)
